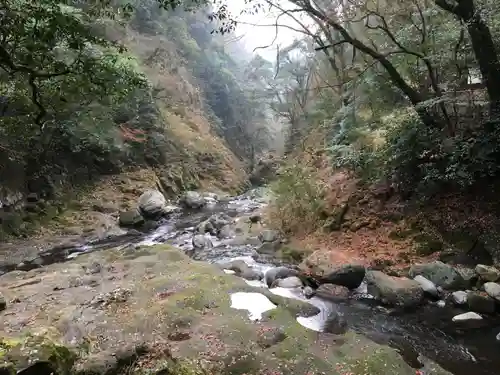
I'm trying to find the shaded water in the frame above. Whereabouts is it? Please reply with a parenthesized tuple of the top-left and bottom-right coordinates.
(2, 191, 500, 375)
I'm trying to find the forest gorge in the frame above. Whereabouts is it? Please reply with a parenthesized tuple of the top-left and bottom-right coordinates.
(2, 0, 500, 374)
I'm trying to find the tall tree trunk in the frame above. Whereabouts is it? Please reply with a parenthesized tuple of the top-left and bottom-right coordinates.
(435, 0, 500, 116)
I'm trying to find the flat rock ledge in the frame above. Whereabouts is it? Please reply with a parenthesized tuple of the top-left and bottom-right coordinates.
(0, 244, 451, 375)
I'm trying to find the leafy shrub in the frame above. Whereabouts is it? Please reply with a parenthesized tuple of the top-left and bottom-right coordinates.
(268, 161, 326, 235)
(329, 106, 500, 197)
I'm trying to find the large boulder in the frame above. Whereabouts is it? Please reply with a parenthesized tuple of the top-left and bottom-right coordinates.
(138, 190, 169, 220)
(321, 264, 365, 290)
(365, 271, 424, 308)
(118, 209, 145, 228)
(180, 191, 206, 209)
(265, 267, 299, 287)
(409, 261, 466, 290)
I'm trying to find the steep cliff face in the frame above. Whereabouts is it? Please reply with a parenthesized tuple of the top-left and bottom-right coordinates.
(0, 4, 254, 239)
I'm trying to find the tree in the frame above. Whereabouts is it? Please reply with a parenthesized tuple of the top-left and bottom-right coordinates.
(434, 0, 500, 115)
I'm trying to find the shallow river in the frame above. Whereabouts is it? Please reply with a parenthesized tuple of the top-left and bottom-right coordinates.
(4, 191, 500, 375)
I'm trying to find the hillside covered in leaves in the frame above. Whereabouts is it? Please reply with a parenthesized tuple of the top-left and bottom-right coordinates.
(0, 0, 277, 237)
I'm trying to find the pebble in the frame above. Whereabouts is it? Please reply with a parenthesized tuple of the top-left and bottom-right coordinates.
(436, 300, 446, 308)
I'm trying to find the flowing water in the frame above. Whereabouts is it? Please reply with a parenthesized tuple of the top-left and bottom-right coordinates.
(2, 190, 500, 375)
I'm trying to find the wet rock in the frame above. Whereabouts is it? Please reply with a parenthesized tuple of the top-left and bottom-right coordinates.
(451, 291, 468, 305)
(258, 229, 279, 243)
(138, 190, 170, 219)
(0, 293, 6, 311)
(497, 332, 500, 341)
(192, 234, 213, 249)
(209, 213, 232, 230)
(436, 300, 446, 308)
(409, 261, 466, 290)
(240, 269, 263, 281)
(452, 312, 482, 322)
(197, 220, 216, 235)
(323, 312, 349, 334)
(219, 260, 252, 274)
(413, 275, 438, 297)
(302, 286, 315, 299)
(265, 266, 299, 287)
(316, 284, 350, 299)
(118, 209, 145, 228)
(257, 327, 287, 348)
(467, 291, 496, 314)
(217, 225, 235, 239)
(483, 282, 500, 301)
(322, 264, 365, 289)
(89, 288, 132, 307)
(475, 264, 500, 282)
(180, 191, 206, 209)
(271, 276, 303, 288)
(366, 271, 424, 308)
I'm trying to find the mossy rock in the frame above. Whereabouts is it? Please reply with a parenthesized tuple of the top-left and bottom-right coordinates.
(0, 333, 77, 374)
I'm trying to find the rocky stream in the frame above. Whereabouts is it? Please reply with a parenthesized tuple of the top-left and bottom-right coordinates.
(1, 188, 500, 375)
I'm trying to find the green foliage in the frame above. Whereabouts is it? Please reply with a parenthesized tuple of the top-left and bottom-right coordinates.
(269, 162, 326, 234)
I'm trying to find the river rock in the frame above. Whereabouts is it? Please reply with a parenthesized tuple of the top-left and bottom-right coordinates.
(265, 267, 299, 287)
(483, 282, 500, 301)
(219, 260, 251, 274)
(452, 312, 482, 322)
(466, 291, 496, 314)
(192, 234, 213, 249)
(197, 220, 217, 235)
(322, 264, 365, 289)
(413, 275, 438, 297)
(272, 276, 303, 288)
(302, 286, 315, 298)
(259, 229, 279, 243)
(316, 284, 350, 299)
(451, 291, 468, 305)
(409, 261, 466, 290)
(118, 209, 145, 228)
(365, 271, 424, 308)
(217, 225, 235, 239)
(180, 191, 206, 209)
(475, 264, 500, 282)
(209, 213, 232, 230)
(455, 267, 478, 285)
(138, 190, 169, 219)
